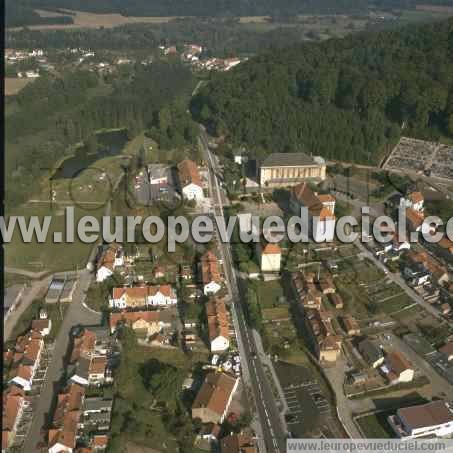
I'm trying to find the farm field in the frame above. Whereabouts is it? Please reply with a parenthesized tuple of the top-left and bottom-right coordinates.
(8, 9, 184, 31)
(5, 78, 33, 96)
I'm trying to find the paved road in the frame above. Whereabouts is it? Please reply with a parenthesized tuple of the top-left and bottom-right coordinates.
(22, 268, 101, 452)
(322, 359, 363, 438)
(200, 128, 287, 453)
(4, 278, 52, 341)
(5, 267, 50, 279)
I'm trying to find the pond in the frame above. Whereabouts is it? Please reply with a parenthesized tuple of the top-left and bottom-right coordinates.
(51, 129, 128, 180)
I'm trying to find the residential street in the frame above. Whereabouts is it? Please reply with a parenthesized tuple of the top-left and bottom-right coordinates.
(21, 268, 101, 453)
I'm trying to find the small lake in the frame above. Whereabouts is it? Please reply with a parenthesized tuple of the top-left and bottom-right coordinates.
(51, 129, 128, 180)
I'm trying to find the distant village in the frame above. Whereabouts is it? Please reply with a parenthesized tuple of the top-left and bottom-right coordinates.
(4, 43, 247, 81)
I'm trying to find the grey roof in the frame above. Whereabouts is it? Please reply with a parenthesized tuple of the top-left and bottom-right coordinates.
(148, 164, 169, 178)
(261, 153, 317, 168)
(358, 339, 383, 364)
(84, 397, 113, 413)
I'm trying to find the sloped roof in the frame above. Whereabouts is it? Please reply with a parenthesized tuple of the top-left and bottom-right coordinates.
(177, 159, 202, 187)
(406, 208, 425, 228)
(261, 153, 316, 168)
(192, 372, 237, 417)
(408, 191, 424, 204)
(109, 310, 162, 331)
(398, 400, 453, 429)
(207, 298, 229, 341)
(201, 251, 222, 285)
(221, 434, 257, 453)
(262, 242, 281, 255)
(385, 351, 413, 375)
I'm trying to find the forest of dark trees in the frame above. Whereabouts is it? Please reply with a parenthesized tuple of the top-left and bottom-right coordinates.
(7, 0, 453, 27)
(6, 62, 196, 208)
(191, 18, 453, 164)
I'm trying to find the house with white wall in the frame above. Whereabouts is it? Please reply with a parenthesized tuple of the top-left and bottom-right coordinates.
(388, 400, 453, 439)
(177, 159, 204, 201)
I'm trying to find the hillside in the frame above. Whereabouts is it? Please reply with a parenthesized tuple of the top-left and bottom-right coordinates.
(191, 18, 453, 164)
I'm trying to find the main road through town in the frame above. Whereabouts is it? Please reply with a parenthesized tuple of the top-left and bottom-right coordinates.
(199, 127, 287, 453)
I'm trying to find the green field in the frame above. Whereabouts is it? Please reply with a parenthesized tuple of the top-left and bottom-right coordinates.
(356, 412, 395, 438)
(255, 280, 286, 309)
(5, 134, 144, 273)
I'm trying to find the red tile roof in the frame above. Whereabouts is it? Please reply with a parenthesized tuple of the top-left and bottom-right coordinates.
(262, 242, 281, 255)
(201, 251, 222, 285)
(398, 400, 453, 429)
(439, 341, 453, 357)
(221, 434, 257, 453)
(192, 372, 237, 417)
(178, 159, 202, 187)
(109, 310, 162, 332)
(207, 298, 229, 341)
(406, 208, 425, 229)
(408, 191, 424, 204)
(385, 351, 413, 376)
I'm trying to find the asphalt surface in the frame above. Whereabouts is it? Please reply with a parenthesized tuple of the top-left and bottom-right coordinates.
(200, 128, 287, 453)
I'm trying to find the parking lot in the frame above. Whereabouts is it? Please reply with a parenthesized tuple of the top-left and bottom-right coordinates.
(275, 361, 333, 437)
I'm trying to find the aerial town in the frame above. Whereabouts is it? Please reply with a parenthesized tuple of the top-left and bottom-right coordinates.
(3, 2, 453, 453)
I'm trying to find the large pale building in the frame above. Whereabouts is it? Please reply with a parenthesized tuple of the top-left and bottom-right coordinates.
(388, 400, 453, 439)
(260, 153, 326, 188)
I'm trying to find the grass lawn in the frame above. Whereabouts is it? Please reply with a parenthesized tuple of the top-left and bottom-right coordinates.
(5, 134, 144, 273)
(262, 306, 290, 322)
(334, 258, 386, 319)
(377, 294, 413, 314)
(356, 412, 395, 438)
(255, 280, 285, 309)
(5, 273, 30, 288)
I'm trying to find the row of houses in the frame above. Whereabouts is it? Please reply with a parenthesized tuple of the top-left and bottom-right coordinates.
(48, 383, 110, 453)
(3, 310, 52, 450)
(47, 326, 114, 453)
(109, 284, 177, 308)
(291, 271, 353, 363)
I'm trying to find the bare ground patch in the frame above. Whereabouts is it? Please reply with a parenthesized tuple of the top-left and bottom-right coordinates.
(5, 78, 32, 96)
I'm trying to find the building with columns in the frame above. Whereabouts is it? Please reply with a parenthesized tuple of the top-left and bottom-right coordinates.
(260, 153, 326, 188)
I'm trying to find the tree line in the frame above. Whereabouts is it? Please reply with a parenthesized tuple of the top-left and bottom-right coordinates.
(191, 18, 453, 164)
(9, 0, 453, 27)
